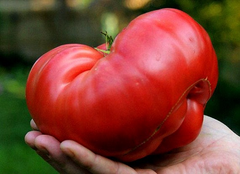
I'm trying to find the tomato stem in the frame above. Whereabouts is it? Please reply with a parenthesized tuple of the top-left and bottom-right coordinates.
(102, 31, 114, 51)
(95, 31, 114, 54)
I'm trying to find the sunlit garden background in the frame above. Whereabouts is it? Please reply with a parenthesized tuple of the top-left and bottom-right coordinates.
(0, 0, 239, 173)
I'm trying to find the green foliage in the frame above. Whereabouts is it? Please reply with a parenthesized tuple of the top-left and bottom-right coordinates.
(0, 67, 57, 174)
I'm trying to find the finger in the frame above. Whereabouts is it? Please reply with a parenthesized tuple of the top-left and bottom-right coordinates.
(34, 134, 67, 172)
(34, 135, 89, 174)
(61, 140, 137, 174)
(24, 131, 42, 149)
(34, 135, 62, 156)
(30, 119, 39, 130)
(25, 132, 65, 171)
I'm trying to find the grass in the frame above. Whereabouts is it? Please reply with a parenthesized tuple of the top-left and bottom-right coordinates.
(0, 67, 58, 174)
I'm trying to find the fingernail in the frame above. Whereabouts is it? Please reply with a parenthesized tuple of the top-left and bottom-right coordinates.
(38, 147, 49, 155)
(36, 149, 52, 161)
(63, 147, 75, 159)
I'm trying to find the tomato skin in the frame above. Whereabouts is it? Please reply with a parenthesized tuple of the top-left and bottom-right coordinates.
(26, 8, 218, 162)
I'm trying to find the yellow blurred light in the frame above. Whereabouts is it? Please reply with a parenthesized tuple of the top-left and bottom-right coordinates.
(124, 0, 151, 10)
(66, 0, 92, 10)
(66, 0, 80, 8)
(30, 0, 56, 11)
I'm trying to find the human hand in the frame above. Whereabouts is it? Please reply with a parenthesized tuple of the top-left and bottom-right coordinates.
(25, 116, 240, 174)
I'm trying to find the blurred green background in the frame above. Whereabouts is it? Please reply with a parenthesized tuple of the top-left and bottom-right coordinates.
(0, 0, 239, 173)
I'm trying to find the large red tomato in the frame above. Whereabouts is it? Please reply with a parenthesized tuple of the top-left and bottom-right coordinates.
(26, 8, 218, 162)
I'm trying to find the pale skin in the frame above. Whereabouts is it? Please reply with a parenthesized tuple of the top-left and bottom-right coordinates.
(25, 116, 240, 174)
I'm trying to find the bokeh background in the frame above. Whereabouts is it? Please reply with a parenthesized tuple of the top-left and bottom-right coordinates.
(0, 0, 239, 173)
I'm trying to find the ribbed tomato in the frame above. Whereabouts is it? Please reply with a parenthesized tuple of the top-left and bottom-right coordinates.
(26, 8, 218, 162)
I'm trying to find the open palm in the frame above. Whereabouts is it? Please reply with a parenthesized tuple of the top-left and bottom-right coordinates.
(25, 116, 240, 174)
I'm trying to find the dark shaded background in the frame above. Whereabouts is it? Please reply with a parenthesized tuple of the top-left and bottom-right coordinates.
(0, 0, 239, 173)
